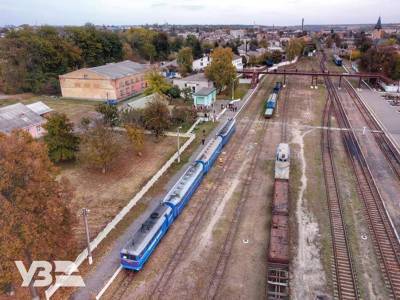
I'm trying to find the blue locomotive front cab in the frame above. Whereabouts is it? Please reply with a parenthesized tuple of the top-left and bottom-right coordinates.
(120, 204, 173, 271)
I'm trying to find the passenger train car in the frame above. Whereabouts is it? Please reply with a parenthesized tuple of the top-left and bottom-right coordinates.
(267, 143, 290, 299)
(333, 54, 343, 66)
(264, 82, 283, 119)
(120, 118, 236, 271)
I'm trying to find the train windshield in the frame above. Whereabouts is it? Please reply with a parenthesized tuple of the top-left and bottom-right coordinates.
(122, 253, 139, 261)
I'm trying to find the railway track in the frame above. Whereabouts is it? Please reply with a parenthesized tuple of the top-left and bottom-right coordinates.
(342, 80, 400, 180)
(208, 77, 290, 299)
(320, 52, 400, 299)
(280, 78, 290, 143)
(108, 271, 136, 300)
(206, 117, 270, 299)
(148, 76, 274, 299)
(321, 96, 359, 299)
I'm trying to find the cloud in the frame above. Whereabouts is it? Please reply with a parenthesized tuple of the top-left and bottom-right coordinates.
(151, 2, 168, 8)
(173, 4, 205, 10)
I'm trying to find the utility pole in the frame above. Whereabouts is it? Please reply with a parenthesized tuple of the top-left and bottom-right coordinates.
(177, 126, 182, 163)
(232, 77, 235, 100)
(82, 208, 93, 265)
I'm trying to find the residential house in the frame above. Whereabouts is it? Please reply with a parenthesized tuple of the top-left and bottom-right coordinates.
(232, 54, 244, 71)
(26, 101, 53, 117)
(192, 55, 212, 71)
(59, 60, 150, 102)
(192, 54, 243, 71)
(230, 29, 246, 39)
(0, 103, 46, 138)
(193, 87, 217, 108)
(173, 73, 214, 94)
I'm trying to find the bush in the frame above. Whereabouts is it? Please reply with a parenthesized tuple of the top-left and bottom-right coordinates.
(120, 107, 145, 127)
(142, 97, 171, 138)
(171, 106, 197, 125)
(167, 85, 181, 99)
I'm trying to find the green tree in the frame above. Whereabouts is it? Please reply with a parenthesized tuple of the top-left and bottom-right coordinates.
(205, 47, 237, 93)
(0, 130, 76, 298)
(185, 34, 203, 58)
(96, 103, 120, 127)
(79, 121, 121, 173)
(123, 28, 157, 62)
(167, 85, 181, 99)
(144, 70, 172, 95)
(43, 113, 80, 162)
(153, 31, 170, 60)
(142, 97, 171, 138)
(286, 38, 305, 61)
(66, 25, 122, 67)
(177, 47, 193, 76)
(181, 87, 193, 102)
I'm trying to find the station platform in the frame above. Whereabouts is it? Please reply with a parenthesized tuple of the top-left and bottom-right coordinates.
(356, 89, 400, 152)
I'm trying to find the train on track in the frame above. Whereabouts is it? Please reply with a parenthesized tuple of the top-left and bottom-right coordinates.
(264, 82, 283, 118)
(267, 143, 290, 299)
(333, 54, 343, 66)
(120, 118, 236, 271)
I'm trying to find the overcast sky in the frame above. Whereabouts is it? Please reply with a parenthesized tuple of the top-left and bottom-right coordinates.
(0, 0, 398, 26)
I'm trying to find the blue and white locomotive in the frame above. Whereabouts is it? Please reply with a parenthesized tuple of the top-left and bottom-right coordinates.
(120, 118, 236, 271)
(333, 54, 343, 66)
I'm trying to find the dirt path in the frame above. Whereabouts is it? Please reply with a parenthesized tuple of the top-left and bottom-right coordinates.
(290, 126, 328, 299)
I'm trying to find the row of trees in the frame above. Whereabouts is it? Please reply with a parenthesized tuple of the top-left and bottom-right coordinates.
(0, 25, 123, 94)
(0, 25, 206, 94)
(43, 99, 196, 172)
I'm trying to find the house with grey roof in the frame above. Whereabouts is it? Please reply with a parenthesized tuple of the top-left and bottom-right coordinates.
(59, 60, 151, 102)
(0, 103, 46, 138)
(193, 87, 217, 108)
(173, 73, 214, 94)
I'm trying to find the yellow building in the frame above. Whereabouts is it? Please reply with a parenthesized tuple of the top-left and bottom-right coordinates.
(59, 61, 150, 102)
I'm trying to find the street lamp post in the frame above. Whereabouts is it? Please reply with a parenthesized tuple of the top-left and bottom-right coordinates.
(82, 208, 93, 265)
(177, 126, 182, 163)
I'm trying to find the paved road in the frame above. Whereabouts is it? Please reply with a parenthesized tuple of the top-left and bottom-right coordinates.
(71, 88, 255, 300)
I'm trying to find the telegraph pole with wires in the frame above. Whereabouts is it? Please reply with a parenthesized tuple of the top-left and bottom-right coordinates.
(82, 208, 93, 265)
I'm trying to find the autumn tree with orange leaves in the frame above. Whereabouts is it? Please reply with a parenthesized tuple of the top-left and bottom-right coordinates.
(0, 130, 77, 298)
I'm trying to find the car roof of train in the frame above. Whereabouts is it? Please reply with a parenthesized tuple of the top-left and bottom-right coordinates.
(122, 204, 171, 256)
(163, 162, 202, 204)
(196, 137, 221, 161)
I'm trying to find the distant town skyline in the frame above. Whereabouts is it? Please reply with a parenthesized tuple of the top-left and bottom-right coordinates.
(0, 0, 399, 26)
